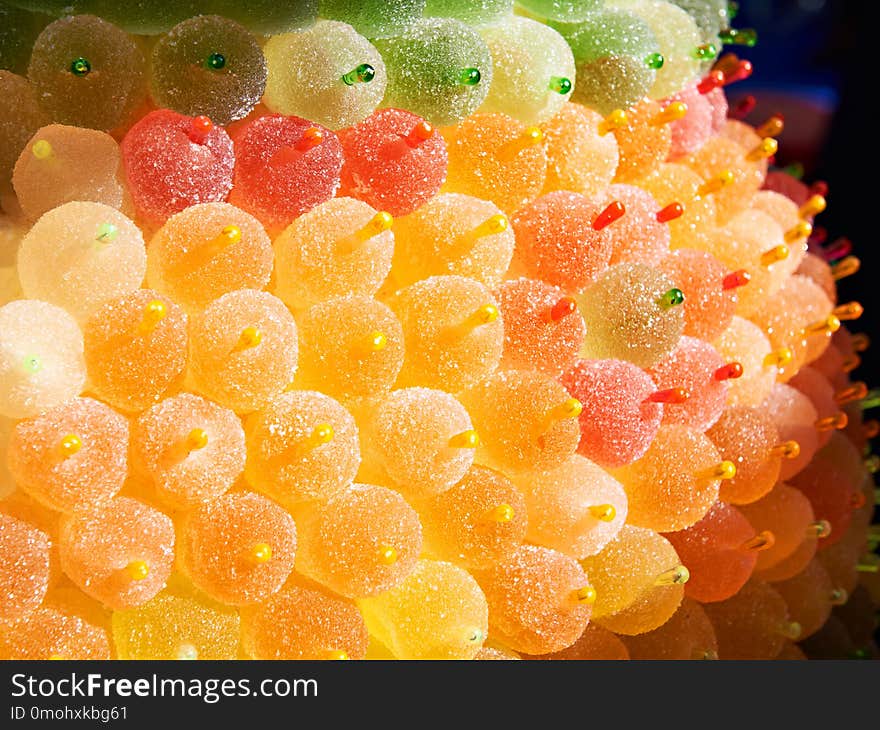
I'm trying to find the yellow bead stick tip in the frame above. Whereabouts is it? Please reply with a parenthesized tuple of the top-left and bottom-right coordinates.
(574, 585, 597, 604)
(760, 243, 789, 267)
(829, 588, 848, 606)
(650, 101, 688, 126)
(756, 114, 784, 139)
(739, 530, 775, 553)
(210, 224, 242, 248)
(763, 346, 793, 369)
(831, 256, 860, 281)
(588, 504, 617, 522)
(524, 126, 543, 144)
(815, 412, 848, 432)
(470, 213, 508, 239)
(784, 221, 812, 243)
(835, 381, 868, 406)
(249, 542, 272, 564)
(325, 650, 350, 660)
(655, 564, 690, 586)
(857, 554, 880, 573)
(31, 139, 53, 159)
(305, 423, 334, 451)
(500, 127, 544, 159)
(448, 429, 479, 449)
(803, 314, 840, 337)
(597, 109, 628, 136)
(355, 211, 394, 242)
(138, 299, 167, 334)
(697, 169, 735, 197)
(746, 137, 778, 162)
(235, 326, 262, 351)
(484, 503, 515, 524)
(777, 621, 802, 641)
(185, 427, 209, 452)
(799, 194, 827, 219)
(832, 301, 863, 322)
(377, 544, 398, 565)
(695, 460, 737, 482)
(352, 329, 387, 358)
(58, 433, 82, 459)
(455, 303, 500, 336)
(541, 398, 583, 433)
(806, 519, 832, 539)
(769, 440, 800, 460)
(126, 560, 150, 581)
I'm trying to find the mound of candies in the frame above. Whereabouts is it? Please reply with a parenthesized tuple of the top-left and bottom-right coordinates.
(1, 0, 877, 660)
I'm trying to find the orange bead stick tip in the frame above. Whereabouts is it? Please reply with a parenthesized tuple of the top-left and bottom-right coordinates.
(448, 429, 479, 449)
(378, 544, 398, 565)
(185, 428, 209, 452)
(469, 214, 508, 239)
(650, 101, 688, 127)
(547, 296, 577, 323)
(295, 126, 324, 152)
(694, 461, 737, 482)
(654, 565, 690, 586)
(803, 314, 841, 337)
(643, 387, 690, 405)
(483, 503, 515, 524)
(756, 114, 784, 139)
(851, 333, 870, 352)
(722, 269, 751, 290)
(831, 256, 860, 281)
(405, 120, 434, 146)
(862, 420, 879, 439)
(798, 194, 827, 219)
(325, 650, 350, 660)
(455, 304, 500, 336)
(832, 301, 863, 322)
(697, 70, 725, 94)
(592, 201, 626, 231)
(597, 109, 628, 136)
(769, 440, 800, 460)
(714, 362, 743, 382)
(355, 211, 394, 242)
(656, 202, 684, 223)
(235, 326, 262, 351)
(588, 504, 616, 522)
(539, 398, 583, 435)
(815, 412, 848, 432)
(739, 530, 775, 553)
(835, 382, 869, 406)
(58, 433, 83, 459)
(188, 115, 213, 142)
(350, 330, 388, 359)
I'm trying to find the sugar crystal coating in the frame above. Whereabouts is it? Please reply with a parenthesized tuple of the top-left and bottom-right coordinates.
(0, 512, 51, 622)
(1, 605, 110, 659)
(611, 98, 672, 183)
(531, 622, 630, 660)
(601, 184, 670, 267)
(318, 0, 425, 38)
(0, 71, 48, 192)
(739, 483, 815, 572)
(424, 0, 513, 25)
(517, 0, 602, 22)
(713, 316, 776, 408)
(621, 598, 717, 659)
(667, 83, 713, 157)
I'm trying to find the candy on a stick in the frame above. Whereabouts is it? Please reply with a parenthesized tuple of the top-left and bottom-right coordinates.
(7, 397, 128, 512)
(664, 502, 759, 603)
(738, 483, 816, 572)
(424, 0, 513, 24)
(473, 544, 593, 654)
(458, 369, 581, 473)
(358, 559, 488, 659)
(131, 393, 245, 510)
(610, 98, 674, 183)
(295, 483, 421, 598)
(122, 110, 235, 228)
(151, 15, 268, 126)
(713, 315, 777, 408)
(390, 275, 504, 392)
(27, 15, 145, 131)
(188, 289, 298, 414)
(59, 496, 174, 610)
(294, 296, 404, 406)
(539, 103, 619, 197)
(179, 491, 296, 606)
(229, 114, 343, 232)
(18, 201, 144, 323)
(418, 464, 527, 568)
(495, 278, 586, 375)
(560, 358, 663, 468)
(0, 299, 85, 419)
(83, 290, 187, 413)
(576, 262, 685, 369)
(0, 512, 50, 622)
(478, 16, 574, 125)
(666, 83, 713, 157)
(263, 21, 385, 130)
(318, 0, 425, 38)
(620, 598, 718, 659)
(773, 558, 834, 640)
(639, 162, 716, 248)
(530, 623, 630, 660)
(601, 184, 671, 267)
(373, 18, 493, 126)
(359, 387, 476, 499)
(511, 454, 627, 559)
(1, 605, 109, 659)
(0, 72, 47, 191)
(244, 390, 360, 507)
(441, 112, 547, 214)
(338, 108, 447, 218)
(610, 424, 729, 532)
(13, 125, 129, 220)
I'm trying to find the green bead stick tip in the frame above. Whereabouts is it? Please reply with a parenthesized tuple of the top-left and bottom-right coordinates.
(644, 52, 665, 70)
(70, 57, 91, 76)
(206, 52, 226, 70)
(458, 67, 482, 86)
(548, 76, 572, 94)
(658, 288, 685, 310)
(341, 63, 376, 86)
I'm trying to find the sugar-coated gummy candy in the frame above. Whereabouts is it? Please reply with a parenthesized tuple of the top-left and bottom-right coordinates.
(531, 623, 630, 660)
(594, 566, 686, 636)
(459, 369, 581, 473)
(540, 103, 619, 197)
(390, 275, 504, 392)
(611, 99, 673, 183)
(495, 278, 586, 375)
(392, 193, 513, 289)
(338, 108, 448, 218)
(150, 15, 267, 126)
(358, 559, 488, 659)
(123, 109, 236, 229)
(418, 464, 527, 568)
(738, 483, 815, 573)
(318, 0, 425, 38)
(13, 125, 129, 220)
(1, 605, 109, 659)
(512, 455, 628, 559)
(0, 512, 51, 622)
(441, 112, 547, 214)
(112, 585, 240, 660)
(473, 545, 593, 654)
(59, 496, 174, 610)
(713, 315, 776, 408)
(0, 72, 48, 191)
(517, 0, 602, 22)
(0, 489, 61, 582)
(147, 202, 273, 313)
(131, 393, 245, 510)
(773, 558, 833, 640)
(671, 0, 729, 41)
(83, 290, 188, 413)
(18, 201, 145, 323)
(0, 299, 85, 419)
(296, 483, 421, 598)
(666, 83, 713, 157)
(620, 597, 718, 659)
(179, 491, 296, 606)
(244, 390, 360, 507)
(478, 17, 574, 125)
(7, 397, 128, 512)
(601, 184, 670, 267)
(611, 424, 724, 532)
(577, 262, 685, 369)
(424, 0, 513, 24)
(560, 358, 663, 468)
(230, 114, 343, 232)
(263, 21, 385, 130)
(211, 0, 320, 36)
(640, 163, 717, 248)
(188, 289, 298, 414)
(27, 15, 146, 131)
(359, 387, 476, 499)
(373, 18, 493, 127)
